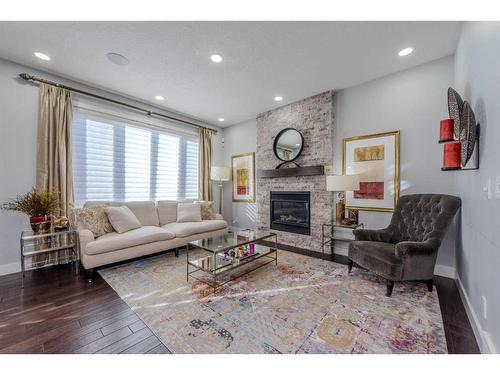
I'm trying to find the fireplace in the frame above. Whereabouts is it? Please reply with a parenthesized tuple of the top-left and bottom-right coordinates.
(270, 191, 310, 235)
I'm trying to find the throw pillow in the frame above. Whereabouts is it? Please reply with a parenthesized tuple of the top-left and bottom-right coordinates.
(72, 206, 114, 237)
(177, 203, 202, 222)
(105, 206, 142, 233)
(195, 200, 216, 220)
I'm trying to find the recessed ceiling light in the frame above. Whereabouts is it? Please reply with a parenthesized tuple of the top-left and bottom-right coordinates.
(398, 47, 414, 57)
(155, 95, 164, 101)
(106, 52, 129, 66)
(210, 54, 223, 63)
(217, 118, 225, 122)
(34, 52, 51, 61)
(274, 96, 283, 102)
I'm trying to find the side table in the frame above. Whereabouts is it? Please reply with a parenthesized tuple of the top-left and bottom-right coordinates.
(321, 221, 364, 259)
(20, 229, 79, 288)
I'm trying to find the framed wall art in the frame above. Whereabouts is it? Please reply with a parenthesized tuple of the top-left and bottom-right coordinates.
(231, 152, 256, 202)
(342, 131, 400, 212)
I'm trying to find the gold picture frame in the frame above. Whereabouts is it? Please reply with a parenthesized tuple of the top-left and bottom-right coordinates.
(342, 130, 400, 212)
(231, 152, 256, 202)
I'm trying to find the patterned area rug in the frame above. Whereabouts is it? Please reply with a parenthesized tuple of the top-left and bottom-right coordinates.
(99, 250, 447, 354)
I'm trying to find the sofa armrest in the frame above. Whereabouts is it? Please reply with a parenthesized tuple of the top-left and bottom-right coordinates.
(215, 213, 224, 220)
(77, 229, 95, 255)
(353, 228, 393, 243)
(395, 240, 437, 257)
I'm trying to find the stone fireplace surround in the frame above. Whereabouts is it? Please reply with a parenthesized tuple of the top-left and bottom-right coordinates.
(256, 91, 334, 253)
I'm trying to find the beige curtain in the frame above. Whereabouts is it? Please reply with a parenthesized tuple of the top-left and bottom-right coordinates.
(36, 83, 74, 216)
(198, 128, 213, 201)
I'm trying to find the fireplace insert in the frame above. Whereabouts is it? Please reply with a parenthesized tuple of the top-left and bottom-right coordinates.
(270, 191, 310, 235)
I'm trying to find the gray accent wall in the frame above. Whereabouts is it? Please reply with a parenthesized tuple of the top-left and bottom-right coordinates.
(219, 119, 258, 228)
(454, 22, 500, 353)
(333, 56, 457, 270)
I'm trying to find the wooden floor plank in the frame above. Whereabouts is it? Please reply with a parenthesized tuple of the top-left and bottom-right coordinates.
(96, 327, 152, 354)
(121, 335, 162, 354)
(74, 326, 133, 354)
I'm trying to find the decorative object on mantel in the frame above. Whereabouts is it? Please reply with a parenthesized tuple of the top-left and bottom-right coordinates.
(325, 175, 360, 223)
(343, 131, 400, 212)
(1, 188, 60, 233)
(210, 166, 230, 214)
(273, 128, 304, 168)
(440, 87, 480, 171)
(231, 152, 256, 202)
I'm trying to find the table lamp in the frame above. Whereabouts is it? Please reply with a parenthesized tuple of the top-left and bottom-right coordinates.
(210, 166, 230, 215)
(326, 175, 360, 223)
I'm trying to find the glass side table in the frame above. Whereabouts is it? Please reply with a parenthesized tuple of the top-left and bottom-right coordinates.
(20, 229, 79, 288)
(321, 221, 364, 259)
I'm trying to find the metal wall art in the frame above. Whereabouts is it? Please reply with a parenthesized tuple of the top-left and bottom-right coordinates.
(441, 87, 480, 170)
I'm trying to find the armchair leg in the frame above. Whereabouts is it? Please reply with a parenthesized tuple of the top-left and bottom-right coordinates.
(386, 280, 394, 297)
(85, 268, 94, 283)
(425, 279, 433, 292)
(175, 248, 179, 257)
(347, 259, 353, 274)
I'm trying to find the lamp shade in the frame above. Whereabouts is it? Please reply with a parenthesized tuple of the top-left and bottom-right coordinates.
(326, 175, 360, 192)
(210, 166, 230, 182)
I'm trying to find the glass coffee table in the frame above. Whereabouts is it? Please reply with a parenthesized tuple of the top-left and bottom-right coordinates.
(186, 228, 278, 294)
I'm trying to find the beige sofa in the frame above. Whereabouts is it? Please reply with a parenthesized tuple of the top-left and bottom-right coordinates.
(77, 200, 228, 280)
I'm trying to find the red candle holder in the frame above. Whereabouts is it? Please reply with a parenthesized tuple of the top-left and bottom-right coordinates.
(440, 119, 455, 142)
(443, 142, 461, 169)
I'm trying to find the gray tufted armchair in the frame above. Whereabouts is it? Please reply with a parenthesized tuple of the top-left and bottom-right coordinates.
(348, 194, 461, 296)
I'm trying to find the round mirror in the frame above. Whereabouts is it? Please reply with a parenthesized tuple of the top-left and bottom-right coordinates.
(273, 128, 304, 162)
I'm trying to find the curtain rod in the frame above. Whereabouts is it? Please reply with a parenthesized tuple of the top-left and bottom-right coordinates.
(18, 73, 216, 134)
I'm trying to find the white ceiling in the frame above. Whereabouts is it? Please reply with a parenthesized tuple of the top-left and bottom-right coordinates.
(0, 22, 461, 126)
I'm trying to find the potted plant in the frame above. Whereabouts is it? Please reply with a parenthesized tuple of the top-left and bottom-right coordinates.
(1, 188, 60, 233)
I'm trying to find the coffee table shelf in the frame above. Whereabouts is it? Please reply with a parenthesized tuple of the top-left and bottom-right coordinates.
(187, 228, 278, 294)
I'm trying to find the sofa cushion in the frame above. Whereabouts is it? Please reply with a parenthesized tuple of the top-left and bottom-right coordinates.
(85, 226, 175, 255)
(157, 200, 178, 225)
(72, 206, 114, 237)
(195, 200, 216, 220)
(177, 203, 202, 222)
(85, 201, 159, 227)
(162, 220, 227, 238)
(348, 241, 402, 280)
(105, 206, 142, 234)
(124, 201, 159, 227)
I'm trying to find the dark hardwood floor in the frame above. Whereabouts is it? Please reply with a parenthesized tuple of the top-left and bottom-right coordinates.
(0, 264, 170, 354)
(0, 248, 479, 354)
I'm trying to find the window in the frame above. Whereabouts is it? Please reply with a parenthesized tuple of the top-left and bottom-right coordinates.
(72, 109, 198, 207)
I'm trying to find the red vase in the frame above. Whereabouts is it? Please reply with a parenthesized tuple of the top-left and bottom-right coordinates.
(440, 119, 455, 142)
(29, 215, 52, 233)
(443, 142, 461, 169)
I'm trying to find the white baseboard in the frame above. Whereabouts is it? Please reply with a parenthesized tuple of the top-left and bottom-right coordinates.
(456, 274, 497, 354)
(0, 261, 21, 276)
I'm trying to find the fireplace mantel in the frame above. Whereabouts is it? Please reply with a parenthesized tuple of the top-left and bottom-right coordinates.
(257, 165, 324, 179)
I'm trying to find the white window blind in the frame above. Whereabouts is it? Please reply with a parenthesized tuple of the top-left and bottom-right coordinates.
(73, 109, 199, 207)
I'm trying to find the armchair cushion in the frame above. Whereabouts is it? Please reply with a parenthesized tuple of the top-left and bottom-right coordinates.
(395, 240, 436, 257)
(349, 241, 402, 280)
(353, 228, 394, 243)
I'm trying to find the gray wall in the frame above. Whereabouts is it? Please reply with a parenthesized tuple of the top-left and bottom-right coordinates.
(219, 119, 257, 228)
(333, 56, 457, 270)
(454, 22, 500, 353)
(0, 57, 221, 275)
